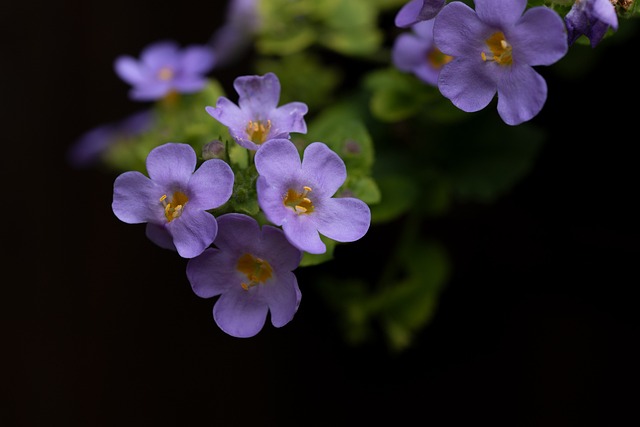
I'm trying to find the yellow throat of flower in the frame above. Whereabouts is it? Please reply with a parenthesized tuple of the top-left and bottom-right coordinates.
(246, 119, 272, 145)
(481, 31, 513, 66)
(237, 253, 273, 290)
(160, 191, 189, 222)
(283, 186, 314, 214)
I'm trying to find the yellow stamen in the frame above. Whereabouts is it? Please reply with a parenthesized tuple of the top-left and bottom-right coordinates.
(481, 31, 513, 66)
(284, 186, 314, 215)
(246, 119, 272, 145)
(237, 253, 273, 291)
(160, 191, 189, 222)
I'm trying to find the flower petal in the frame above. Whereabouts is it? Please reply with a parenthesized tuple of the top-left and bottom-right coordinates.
(235, 72, 280, 116)
(167, 209, 218, 258)
(187, 248, 237, 298)
(433, 2, 487, 56)
(141, 40, 180, 70)
(112, 171, 163, 224)
(475, 0, 526, 27)
(395, 0, 425, 28)
(205, 98, 246, 133)
(282, 217, 325, 254)
(180, 45, 216, 74)
(214, 291, 269, 338)
(214, 213, 262, 252)
(512, 7, 568, 66)
(187, 159, 234, 211)
(130, 83, 172, 101)
(261, 225, 302, 272)
(301, 142, 347, 197)
(315, 198, 371, 243)
(254, 139, 302, 184)
(146, 143, 197, 186)
(269, 102, 308, 135)
(256, 176, 289, 226)
(496, 66, 547, 126)
(263, 272, 300, 328)
(393, 33, 428, 72)
(437, 57, 496, 112)
(114, 56, 146, 85)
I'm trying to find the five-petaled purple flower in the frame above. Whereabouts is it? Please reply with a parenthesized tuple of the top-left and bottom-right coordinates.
(565, 0, 618, 48)
(395, 0, 446, 28)
(392, 19, 452, 87)
(112, 142, 234, 258)
(205, 72, 308, 151)
(433, 0, 568, 125)
(187, 213, 302, 338)
(114, 40, 216, 101)
(254, 139, 371, 255)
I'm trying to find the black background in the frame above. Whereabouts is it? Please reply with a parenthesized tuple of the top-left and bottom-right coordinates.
(4, 1, 638, 426)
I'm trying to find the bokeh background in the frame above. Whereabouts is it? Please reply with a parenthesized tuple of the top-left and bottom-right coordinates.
(5, 1, 638, 425)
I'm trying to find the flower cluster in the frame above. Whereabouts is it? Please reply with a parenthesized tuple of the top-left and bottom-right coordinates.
(69, 0, 636, 350)
(110, 71, 371, 337)
(391, 0, 622, 125)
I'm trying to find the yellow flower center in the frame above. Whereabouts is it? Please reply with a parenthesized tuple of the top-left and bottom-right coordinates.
(237, 253, 273, 291)
(246, 120, 272, 145)
(283, 186, 314, 214)
(481, 31, 513, 66)
(157, 66, 174, 81)
(159, 191, 189, 222)
(427, 47, 453, 69)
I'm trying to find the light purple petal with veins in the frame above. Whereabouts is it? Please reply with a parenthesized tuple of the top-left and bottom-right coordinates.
(112, 171, 163, 224)
(146, 143, 196, 185)
(496, 66, 547, 126)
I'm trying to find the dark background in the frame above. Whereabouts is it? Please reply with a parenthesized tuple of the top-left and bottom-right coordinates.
(4, 1, 638, 426)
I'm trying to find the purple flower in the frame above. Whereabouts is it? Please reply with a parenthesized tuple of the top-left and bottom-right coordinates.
(433, 0, 568, 125)
(565, 0, 618, 48)
(205, 73, 308, 151)
(395, 0, 446, 28)
(392, 19, 452, 86)
(112, 142, 234, 258)
(254, 139, 371, 255)
(114, 40, 216, 101)
(186, 213, 302, 338)
(209, 0, 260, 67)
(67, 109, 153, 168)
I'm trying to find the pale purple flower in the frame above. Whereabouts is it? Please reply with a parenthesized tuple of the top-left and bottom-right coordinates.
(565, 0, 618, 47)
(254, 139, 371, 255)
(67, 109, 153, 168)
(395, 0, 446, 28)
(114, 40, 216, 101)
(112, 142, 234, 258)
(205, 72, 308, 151)
(392, 19, 452, 86)
(209, 0, 260, 67)
(186, 213, 302, 338)
(433, 0, 568, 125)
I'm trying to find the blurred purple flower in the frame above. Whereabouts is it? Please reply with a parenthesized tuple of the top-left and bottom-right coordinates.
(392, 19, 452, 86)
(395, 0, 446, 28)
(433, 0, 568, 125)
(187, 213, 302, 338)
(565, 0, 618, 47)
(206, 72, 308, 151)
(67, 109, 153, 169)
(112, 143, 234, 258)
(210, 0, 260, 67)
(254, 139, 371, 255)
(114, 40, 216, 101)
